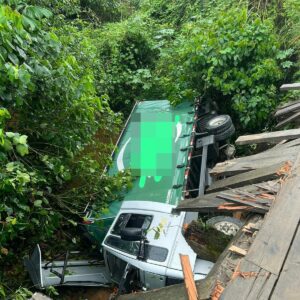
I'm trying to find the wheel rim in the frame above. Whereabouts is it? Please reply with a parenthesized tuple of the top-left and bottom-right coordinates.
(208, 116, 227, 127)
(213, 221, 240, 236)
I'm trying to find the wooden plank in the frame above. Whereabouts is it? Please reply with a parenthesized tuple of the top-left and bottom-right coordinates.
(175, 193, 224, 212)
(276, 99, 300, 110)
(246, 154, 300, 275)
(180, 254, 198, 300)
(275, 111, 300, 128)
(280, 83, 300, 91)
(275, 102, 300, 118)
(256, 273, 277, 299)
(247, 271, 277, 300)
(210, 143, 299, 177)
(220, 260, 260, 300)
(221, 259, 277, 300)
(216, 194, 269, 214)
(207, 163, 283, 193)
(228, 246, 247, 256)
(271, 224, 300, 300)
(176, 184, 273, 212)
(236, 128, 300, 146)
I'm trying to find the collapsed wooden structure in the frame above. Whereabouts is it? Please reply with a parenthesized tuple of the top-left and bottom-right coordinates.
(120, 138, 300, 300)
(120, 83, 300, 300)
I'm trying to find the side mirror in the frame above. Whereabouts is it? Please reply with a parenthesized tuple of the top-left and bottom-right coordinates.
(120, 228, 144, 241)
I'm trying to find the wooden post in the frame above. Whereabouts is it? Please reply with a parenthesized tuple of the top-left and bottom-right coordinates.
(180, 254, 198, 300)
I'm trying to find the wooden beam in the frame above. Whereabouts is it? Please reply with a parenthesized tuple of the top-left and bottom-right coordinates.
(228, 246, 247, 256)
(221, 260, 277, 300)
(276, 99, 300, 110)
(175, 183, 275, 213)
(210, 140, 300, 177)
(207, 163, 283, 193)
(180, 254, 198, 300)
(174, 193, 224, 213)
(275, 111, 300, 128)
(271, 224, 300, 300)
(275, 102, 300, 118)
(216, 193, 269, 214)
(280, 83, 300, 91)
(246, 154, 300, 275)
(235, 128, 300, 145)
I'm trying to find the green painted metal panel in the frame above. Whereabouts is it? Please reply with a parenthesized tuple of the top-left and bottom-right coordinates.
(86, 100, 194, 244)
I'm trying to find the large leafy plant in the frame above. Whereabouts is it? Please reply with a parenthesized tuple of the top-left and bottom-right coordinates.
(159, 7, 292, 130)
(0, 2, 130, 262)
(56, 17, 159, 115)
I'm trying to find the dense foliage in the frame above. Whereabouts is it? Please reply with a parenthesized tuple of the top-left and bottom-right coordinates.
(0, 0, 299, 298)
(159, 8, 291, 129)
(0, 2, 131, 297)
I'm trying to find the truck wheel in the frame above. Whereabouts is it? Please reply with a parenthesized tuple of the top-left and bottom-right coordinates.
(206, 216, 243, 236)
(214, 124, 235, 142)
(205, 115, 232, 135)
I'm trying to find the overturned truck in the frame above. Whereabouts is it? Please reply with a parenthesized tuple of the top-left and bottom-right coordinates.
(25, 99, 236, 294)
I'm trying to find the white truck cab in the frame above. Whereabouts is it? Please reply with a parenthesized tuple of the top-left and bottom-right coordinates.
(101, 201, 213, 291)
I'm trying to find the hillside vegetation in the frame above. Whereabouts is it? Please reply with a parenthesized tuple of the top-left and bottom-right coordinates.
(0, 0, 299, 298)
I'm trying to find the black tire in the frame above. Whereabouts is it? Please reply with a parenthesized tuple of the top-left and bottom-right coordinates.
(207, 216, 244, 236)
(205, 115, 232, 135)
(214, 123, 235, 142)
(197, 113, 217, 132)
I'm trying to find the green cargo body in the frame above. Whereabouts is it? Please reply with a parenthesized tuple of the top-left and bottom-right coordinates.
(86, 100, 195, 246)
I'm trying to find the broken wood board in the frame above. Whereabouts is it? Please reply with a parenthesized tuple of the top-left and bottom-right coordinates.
(210, 141, 300, 177)
(207, 163, 284, 193)
(175, 183, 276, 213)
(174, 193, 224, 213)
(236, 128, 300, 146)
(275, 111, 300, 129)
(280, 83, 300, 91)
(220, 259, 277, 300)
(276, 99, 300, 110)
(180, 254, 198, 300)
(246, 154, 300, 275)
(228, 246, 247, 256)
(271, 224, 300, 300)
(216, 193, 269, 214)
(275, 101, 300, 118)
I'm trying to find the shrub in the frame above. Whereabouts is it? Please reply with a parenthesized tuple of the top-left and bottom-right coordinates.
(160, 7, 292, 130)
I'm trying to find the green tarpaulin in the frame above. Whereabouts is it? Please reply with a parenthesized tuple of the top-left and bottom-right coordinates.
(86, 100, 195, 246)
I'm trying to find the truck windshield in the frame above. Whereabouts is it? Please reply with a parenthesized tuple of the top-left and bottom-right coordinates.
(105, 235, 168, 262)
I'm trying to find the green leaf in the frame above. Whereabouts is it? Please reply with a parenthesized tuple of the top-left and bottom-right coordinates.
(16, 144, 29, 156)
(17, 171, 30, 183)
(18, 135, 28, 145)
(34, 200, 43, 207)
(5, 132, 15, 138)
(2, 138, 13, 151)
(6, 162, 15, 172)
